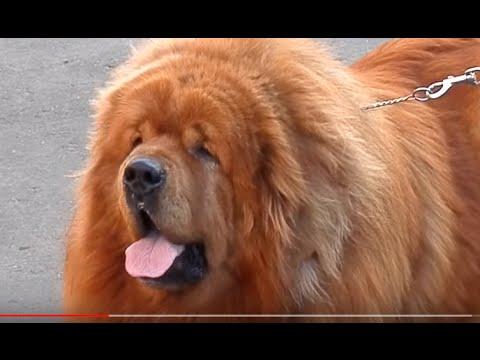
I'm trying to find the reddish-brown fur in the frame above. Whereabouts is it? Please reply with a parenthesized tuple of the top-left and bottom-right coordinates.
(63, 38, 480, 321)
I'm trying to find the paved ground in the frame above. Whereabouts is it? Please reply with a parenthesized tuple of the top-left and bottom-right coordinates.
(0, 38, 390, 314)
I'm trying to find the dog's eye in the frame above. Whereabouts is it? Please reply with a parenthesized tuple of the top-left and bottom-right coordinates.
(132, 136, 143, 149)
(193, 145, 217, 163)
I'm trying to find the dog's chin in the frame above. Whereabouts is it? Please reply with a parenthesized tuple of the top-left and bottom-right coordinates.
(125, 206, 208, 291)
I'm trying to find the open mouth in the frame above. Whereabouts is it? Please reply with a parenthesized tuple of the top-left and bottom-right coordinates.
(125, 208, 207, 290)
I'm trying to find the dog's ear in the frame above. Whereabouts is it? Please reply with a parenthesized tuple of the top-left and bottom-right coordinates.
(257, 123, 307, 245)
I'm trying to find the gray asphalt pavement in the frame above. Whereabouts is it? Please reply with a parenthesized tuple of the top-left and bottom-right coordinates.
(0, 38, 390, 314)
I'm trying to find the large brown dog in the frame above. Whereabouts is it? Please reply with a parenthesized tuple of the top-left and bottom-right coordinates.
(64, 38, 480, 320)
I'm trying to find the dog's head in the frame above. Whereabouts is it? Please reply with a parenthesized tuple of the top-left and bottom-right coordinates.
(85, 39, 318, 312)
(85, 39, 375, 312)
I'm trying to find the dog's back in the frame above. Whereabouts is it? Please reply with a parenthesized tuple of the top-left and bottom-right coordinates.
(350, 39, 480, 315)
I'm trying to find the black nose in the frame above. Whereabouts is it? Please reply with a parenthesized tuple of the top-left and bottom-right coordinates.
(123, 158, 166, 196)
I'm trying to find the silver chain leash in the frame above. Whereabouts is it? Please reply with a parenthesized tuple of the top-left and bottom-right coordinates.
(362, 66, 480, 111)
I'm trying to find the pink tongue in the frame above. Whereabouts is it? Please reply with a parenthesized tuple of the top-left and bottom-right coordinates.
(125, 235, 185, 278)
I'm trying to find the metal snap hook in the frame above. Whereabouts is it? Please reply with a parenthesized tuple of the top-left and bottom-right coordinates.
(426, 79, 454, 99)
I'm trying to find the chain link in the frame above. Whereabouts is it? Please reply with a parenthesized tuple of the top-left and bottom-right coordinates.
(361, 94, 414, 111)
(362, 66, 480, 111)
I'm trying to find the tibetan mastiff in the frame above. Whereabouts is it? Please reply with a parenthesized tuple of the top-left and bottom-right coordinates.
(64, 38, 480, 320)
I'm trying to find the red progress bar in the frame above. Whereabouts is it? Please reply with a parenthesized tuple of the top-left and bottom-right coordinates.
(0, 314, 109, 318)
